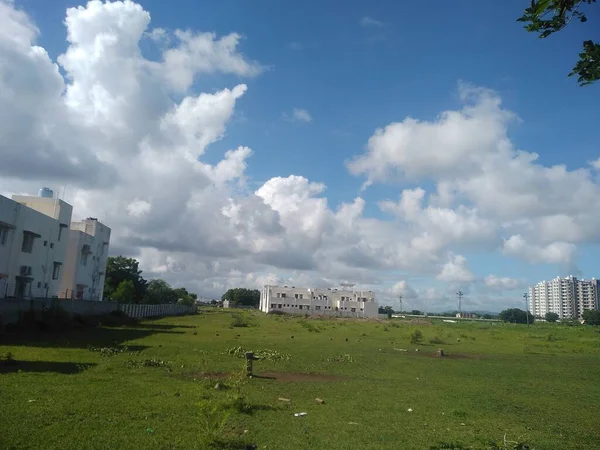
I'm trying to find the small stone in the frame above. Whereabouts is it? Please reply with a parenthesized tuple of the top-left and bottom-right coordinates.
(278, 397, 291, 402)
(315, 398, 325, 404)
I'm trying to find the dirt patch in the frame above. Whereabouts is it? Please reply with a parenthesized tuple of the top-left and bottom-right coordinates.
(256, 371, 348, 382)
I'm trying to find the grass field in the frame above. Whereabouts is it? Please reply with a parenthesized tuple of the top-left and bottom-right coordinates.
(2, 309, 600, 450)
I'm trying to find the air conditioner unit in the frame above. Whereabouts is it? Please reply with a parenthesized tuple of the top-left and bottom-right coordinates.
(20, 266, 32, 276)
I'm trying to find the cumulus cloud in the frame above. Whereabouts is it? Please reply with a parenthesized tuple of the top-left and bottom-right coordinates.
(391, 280, 419, 299)
(484, 275, 523, 290)
(1, 0, 596, 307)
(436, 254, 475, 283)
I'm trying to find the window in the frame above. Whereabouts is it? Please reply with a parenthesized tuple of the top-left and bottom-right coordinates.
(277, 304, 282, 309)
(21, 233, 35, 253)
(58, 224, 68, 242)
(299, 305, 303, 310)
(277, 292, 281, 298)
(315, 305, 321, 310)
(0, 228, 7, 246)
(81, 251, 89, 267)
(43, 241, 48, 247)
(37, 282, 42, 288)
(52, 262, 62, 280)
(294, 293, 304, 299)
(281, 293, 286, 298)
(351, 308, 356, 313)
(50, 243, 54, 249)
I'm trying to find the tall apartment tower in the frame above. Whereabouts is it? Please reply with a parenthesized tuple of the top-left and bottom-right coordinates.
(529, 276, 599, 320)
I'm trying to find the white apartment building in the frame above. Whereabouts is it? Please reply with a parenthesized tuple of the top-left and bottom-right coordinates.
(529, 276, 599, 320)
(0, 190, 72, 299)
(0, 188, 110, 301)
(59, 218, 111, 301)
(260, 285, 379, 318)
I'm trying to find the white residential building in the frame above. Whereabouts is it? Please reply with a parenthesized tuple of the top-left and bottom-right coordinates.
(260, 285, 379, 318)
(529, 276, 599, 320)
(0, 188, 110, 301)
(0, 190, 72, 299)
(59, 218, 111, 301)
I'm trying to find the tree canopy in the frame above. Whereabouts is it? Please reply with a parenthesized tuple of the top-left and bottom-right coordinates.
(221, 288, 260, 307)
(499, 308, 535, 324)
(111, 280, 135, 303)
(582, 309, 600, 325)
(518, 0, 599, 85)
(104, 256, 198, 305)
(104, 256, 147, 302)
(545, 312, 560, 323)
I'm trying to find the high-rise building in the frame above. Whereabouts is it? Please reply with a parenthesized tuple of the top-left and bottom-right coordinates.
(529, 276, 599, 320)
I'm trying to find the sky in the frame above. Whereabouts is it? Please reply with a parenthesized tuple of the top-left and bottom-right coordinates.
(1, 0, 599, 312)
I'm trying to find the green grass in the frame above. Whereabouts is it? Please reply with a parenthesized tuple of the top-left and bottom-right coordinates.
(2, 310, 600, 449)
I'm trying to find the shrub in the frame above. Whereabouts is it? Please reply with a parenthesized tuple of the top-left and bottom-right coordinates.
(429, 336, 445, 345)
(410, 329, 423, 344)
(230, 314, 250, 328)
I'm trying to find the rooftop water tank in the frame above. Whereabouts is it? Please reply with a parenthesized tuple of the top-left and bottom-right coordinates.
(38, 187, 54, 198)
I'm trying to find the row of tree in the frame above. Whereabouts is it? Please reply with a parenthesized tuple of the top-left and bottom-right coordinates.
(498, 309, 600, 326)
(221, 288, 260, 307)
(103, 256, 197, 306)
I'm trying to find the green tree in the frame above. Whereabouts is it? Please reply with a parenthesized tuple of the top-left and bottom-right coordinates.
(144, 279, 177, 304)
(518, 0, 599, 85)
(582, 309, 600, 325)
(499, 308, 535, 324)
(411, 309, 422, 316)
(545, 312, 560, 323)
(104, 256, 146, 302)
(221, 288, 260, 307)
(482, 314, 493, 320)
(378, 306, 394, 318)
(111, 280, 135, 303)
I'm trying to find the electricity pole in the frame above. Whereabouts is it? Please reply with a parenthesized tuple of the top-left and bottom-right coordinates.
(523, 292, 530, 327)
(457, 291, 463, 318)
(398, 293, 403, 314)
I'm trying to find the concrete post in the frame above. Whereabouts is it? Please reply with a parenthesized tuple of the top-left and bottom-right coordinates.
(245, 352, 254, 377)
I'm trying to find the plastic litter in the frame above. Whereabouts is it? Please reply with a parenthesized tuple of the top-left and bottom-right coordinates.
(407, 408, 413, 412)
(294, 412, 307, 417)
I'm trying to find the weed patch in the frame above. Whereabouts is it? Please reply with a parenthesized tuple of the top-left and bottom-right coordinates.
(226, 346, 291, 361)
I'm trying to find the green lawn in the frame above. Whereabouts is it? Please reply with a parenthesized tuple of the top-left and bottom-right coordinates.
(1, 310, 600, 449)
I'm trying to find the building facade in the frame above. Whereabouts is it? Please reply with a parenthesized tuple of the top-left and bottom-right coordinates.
(260, 285, 379, 318)
(529, 276, 599, 320)
(59, 218, 111, 301)
(0, 189, 110, 301)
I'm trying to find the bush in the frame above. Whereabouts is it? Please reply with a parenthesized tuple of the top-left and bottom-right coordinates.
(429, 336, 445, 345)
(230, 314, 250, 328)
(410, 329, 423, 344)
(545, 312, 559, 323)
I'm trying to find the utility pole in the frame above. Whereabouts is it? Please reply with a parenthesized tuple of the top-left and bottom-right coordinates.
(523, 292, 530, 327)
(398, 293, 403, 314)
(457, 291, 463, 318)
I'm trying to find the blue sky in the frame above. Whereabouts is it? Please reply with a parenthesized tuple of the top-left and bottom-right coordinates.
(3, 0, 600, 310)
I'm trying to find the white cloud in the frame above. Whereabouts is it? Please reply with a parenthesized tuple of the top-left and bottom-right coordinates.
(284, 108, 313, 123)
(360, 16, 384, 28)
(502, 235, 576, 265)
(591, 157, 600, 170)
(436, 254, 475, 283)
(483, 275, 523, 290)
(161, 30, 264, 91)
(391, 280, 419, 299)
